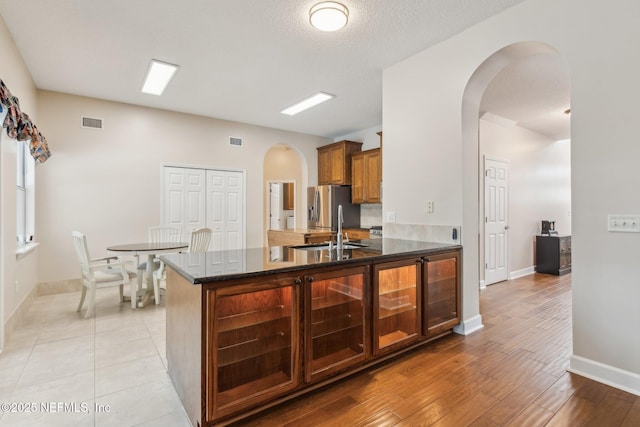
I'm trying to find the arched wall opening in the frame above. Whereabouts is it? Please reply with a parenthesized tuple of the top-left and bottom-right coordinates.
(263, 144, 307, 244)
(460, 41, 570, 333)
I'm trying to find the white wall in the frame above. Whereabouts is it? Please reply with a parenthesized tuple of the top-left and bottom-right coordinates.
(383, 0, 640, 394)
(35, 91, 329, 284)
(335, 124, 382, 150)
(0, 16, 40, 349)
(480, 119, 571, 278)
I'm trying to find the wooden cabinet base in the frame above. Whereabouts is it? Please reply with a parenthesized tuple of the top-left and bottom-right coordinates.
(166, 248, 461, 426)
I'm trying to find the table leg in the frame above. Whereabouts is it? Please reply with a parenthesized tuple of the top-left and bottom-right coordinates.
(139, 254, 156, 307)
(124, 254, 143, 309)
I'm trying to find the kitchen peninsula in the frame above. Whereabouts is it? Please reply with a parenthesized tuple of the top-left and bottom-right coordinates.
(162, 239, 461, 426)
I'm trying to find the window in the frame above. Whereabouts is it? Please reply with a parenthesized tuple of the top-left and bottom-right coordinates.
(16, 141, 30, 245)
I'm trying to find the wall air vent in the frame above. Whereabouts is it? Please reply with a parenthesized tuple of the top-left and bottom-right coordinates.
(81, 116, 103, 129)
(229, 136, 243, 147)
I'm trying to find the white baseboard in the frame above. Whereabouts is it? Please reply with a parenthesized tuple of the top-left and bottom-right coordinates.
(3, 286, 38, 352)
(509, 266, 535, 280)
(569, 355, 640, 397)
(479, 280, 486, 290)
(453, 314, 484, 336)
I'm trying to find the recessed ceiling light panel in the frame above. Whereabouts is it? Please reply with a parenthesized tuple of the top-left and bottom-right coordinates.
(309, 2, 349, 32)
(281, 92, 334, 115)
(141, 59, 179, 95)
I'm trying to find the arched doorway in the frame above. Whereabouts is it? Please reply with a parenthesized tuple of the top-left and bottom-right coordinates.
(460, 41, 571, 332)
(263, 144, 305, 244)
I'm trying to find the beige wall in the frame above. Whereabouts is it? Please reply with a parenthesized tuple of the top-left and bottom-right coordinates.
(263, 145, 305, 233)
(0, 15, 39, 346)
(335, 124, 382, 150)
(35, 91, 329, 283)
(479, 119, 571, 281)
(384, 0, 640, 394)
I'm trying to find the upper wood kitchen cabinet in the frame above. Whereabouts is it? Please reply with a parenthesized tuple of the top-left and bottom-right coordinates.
(351, 148, 382, 204)
(318, 140, 362, 185)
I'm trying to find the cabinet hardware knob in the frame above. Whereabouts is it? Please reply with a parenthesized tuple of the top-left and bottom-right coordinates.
(294, 278, 302, 285)
(307, 277, 314, 283)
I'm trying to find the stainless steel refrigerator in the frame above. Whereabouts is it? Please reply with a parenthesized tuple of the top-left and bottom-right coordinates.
(307, 185, 360, 230)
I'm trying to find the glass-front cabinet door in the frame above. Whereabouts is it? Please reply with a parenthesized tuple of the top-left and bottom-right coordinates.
(373, 258, 421, 355)
(424, 251, 461, 338)
(304, 265, 370, 383)
(206, 275, 300, 421)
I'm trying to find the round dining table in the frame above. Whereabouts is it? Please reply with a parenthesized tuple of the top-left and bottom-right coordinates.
(107, 242, 188, 307)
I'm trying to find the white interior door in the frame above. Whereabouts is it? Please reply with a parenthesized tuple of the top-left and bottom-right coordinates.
(163, 167, 206, 240)
(164, 166, 243, 255)
(185, 168, 206, 236)
(484, 157, 509, 285)
(269, 183, 281, 230)
(206, 169, 244, 249)
(164, 167, 186, 232)
(224, 171, 244, 253)
(206, 169, 245, 274)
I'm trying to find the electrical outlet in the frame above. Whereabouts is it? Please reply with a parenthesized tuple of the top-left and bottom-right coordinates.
(427, 201, 434, 213)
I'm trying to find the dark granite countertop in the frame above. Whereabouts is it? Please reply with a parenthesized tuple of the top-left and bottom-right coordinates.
(161, 238, 461, 285)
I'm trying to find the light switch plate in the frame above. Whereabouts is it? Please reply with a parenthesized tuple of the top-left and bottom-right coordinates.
(608, 214, 640, 232)
(386, 211, 396, 223)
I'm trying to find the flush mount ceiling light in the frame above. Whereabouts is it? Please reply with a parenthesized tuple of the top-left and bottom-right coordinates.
(141, 59, 179, 95)
(309, 2, 349, 32)
(281, 92, 334, 115)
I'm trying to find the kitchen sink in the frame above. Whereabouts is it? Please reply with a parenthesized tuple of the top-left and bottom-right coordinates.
(291, 242, 369, 251)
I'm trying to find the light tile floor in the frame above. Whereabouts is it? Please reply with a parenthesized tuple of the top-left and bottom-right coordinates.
(0, 287, 191, 426)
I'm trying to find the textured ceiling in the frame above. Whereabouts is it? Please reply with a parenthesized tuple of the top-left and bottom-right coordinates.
(0, 0, 569, 140)
(481, 53, 571, 140)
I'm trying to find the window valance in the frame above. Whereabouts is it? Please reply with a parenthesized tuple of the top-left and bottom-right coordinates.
(0, 78, 51, 163)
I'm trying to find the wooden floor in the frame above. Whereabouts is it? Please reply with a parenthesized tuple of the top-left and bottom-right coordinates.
(236, 273, 640, 426)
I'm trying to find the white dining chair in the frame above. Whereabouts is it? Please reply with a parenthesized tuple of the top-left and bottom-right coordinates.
(138, 226, 183, 304)
(153, 227, 212, 299)
(136, 226, 182, 282)
(148, 225, 183, 244)
(188, 227, 212, 253)
(72, 231, 137, 318)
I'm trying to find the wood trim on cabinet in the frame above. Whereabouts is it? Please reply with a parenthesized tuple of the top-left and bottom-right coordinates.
(205, 274, 302, 422)
(423, 251, 461, 338)
(166, 268, 203, 427)
(372, 257, 422, 355)
(303, 264, 371, 383)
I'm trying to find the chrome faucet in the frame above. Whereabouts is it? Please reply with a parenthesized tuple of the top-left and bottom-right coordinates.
(336, 204, 344, 250)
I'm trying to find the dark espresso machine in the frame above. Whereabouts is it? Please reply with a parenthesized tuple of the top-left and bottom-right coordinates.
(541, 220, 558, 235)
